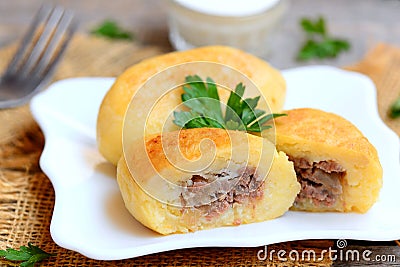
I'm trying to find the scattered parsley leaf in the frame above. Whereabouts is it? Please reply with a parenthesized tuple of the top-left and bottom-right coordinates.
(173, 75, 286, 132)
(297, 17, 350, 61)
(301, 16, 326, 36)
(389, 96, 400, 118)
(91, 20, 134, 40)
(0, 243, 55, 267)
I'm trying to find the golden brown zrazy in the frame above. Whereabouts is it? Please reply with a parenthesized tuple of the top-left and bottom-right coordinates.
(97, 46, 286, 165)
(269, 108, 382, 213)
(118, 128, 300, 234)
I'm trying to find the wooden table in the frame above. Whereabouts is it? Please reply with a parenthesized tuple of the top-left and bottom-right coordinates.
(0, 0, 399, 266)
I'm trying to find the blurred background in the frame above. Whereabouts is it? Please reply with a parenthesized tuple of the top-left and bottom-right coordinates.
(1, 0, 400, 69)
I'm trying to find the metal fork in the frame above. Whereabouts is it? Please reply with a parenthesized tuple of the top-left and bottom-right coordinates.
(0, 5, 75, 109)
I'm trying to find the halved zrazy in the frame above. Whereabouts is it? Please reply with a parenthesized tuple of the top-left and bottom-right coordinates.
(270, 108, 382, 213)
(118, 128, 300, 234)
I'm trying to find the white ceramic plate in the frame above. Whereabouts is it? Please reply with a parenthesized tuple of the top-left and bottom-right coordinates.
(31, 66, 400, 260)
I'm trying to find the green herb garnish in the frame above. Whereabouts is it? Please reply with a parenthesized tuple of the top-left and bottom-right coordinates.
(389, 96, 400, 118)
(91, 20, 134, 40)
(0, 243, 55, 267)
(173, 75, 286, 132)
(297, 17, 350, 61)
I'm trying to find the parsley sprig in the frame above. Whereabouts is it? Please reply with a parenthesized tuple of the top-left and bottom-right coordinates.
(173, 75, 286, 132)
(0, 243, 55, 267)
(91, 20, 134, 40)
(297, 17, 350, 61)
(389, 96, 400, 118)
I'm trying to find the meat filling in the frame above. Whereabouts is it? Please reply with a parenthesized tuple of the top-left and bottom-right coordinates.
(181, 167, 264, 219)
(289, 156, 346, 209)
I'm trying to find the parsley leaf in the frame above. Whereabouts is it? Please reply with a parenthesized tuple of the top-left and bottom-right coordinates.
(301, 16, 326, 36)
(297, 17, 350, 61)
(173, 75, 286, 132)
(0, 243, 55, 267)
(91, 20, 134, 40)
(389, 96, 400, 118)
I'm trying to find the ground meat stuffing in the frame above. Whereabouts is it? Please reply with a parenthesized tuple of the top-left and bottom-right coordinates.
(180, 167, 264, 219)
(289, 156, 346, 208)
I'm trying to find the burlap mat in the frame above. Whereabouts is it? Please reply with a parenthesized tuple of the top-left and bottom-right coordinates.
(0, 35, 398, 267)
(345, 43, 400, 136)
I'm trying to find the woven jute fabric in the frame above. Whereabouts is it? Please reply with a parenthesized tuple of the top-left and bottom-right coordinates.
(345, 43, 400, 136)
(2, 35, 397, 267)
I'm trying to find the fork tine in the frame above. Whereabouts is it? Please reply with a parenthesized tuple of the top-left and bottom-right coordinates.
(31, 10, 74, 78)
(4, 5, 52, 76)
(19, 6, 65, 78)
(36, 13, 76, 84)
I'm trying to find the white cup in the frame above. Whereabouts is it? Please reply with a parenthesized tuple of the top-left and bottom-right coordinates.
(167, 0, 289, 57)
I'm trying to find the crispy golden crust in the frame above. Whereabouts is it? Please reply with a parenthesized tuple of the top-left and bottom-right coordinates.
(271, 108, 382, 213)
(146, 128, 231, 162)
(118, 128, 300, 235)
(97, 46, 286, 165)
